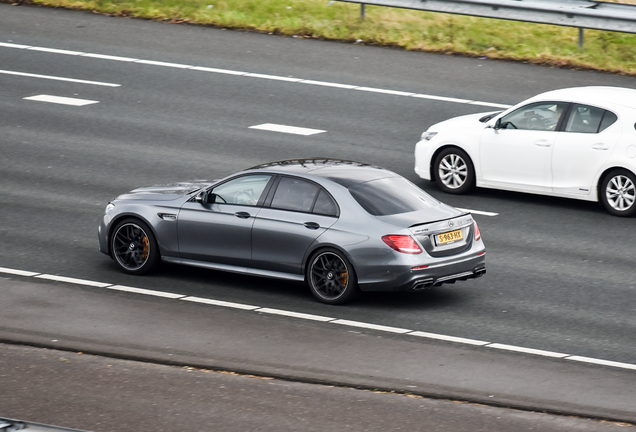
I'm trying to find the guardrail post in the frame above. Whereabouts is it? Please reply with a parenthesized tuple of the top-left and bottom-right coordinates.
(579, 28, 584, 49)
(361, 3, 366, 19)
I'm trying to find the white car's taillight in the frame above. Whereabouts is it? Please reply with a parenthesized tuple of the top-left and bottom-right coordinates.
(474, 221, 481, 241)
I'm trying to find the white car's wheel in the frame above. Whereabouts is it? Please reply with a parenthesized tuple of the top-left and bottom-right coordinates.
(600, 169, 636, 217)
(433, 148, 475, 194)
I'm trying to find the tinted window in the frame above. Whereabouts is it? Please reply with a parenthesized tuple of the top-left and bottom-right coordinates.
(349, 177, 439, 216)
(271, 177, 320, 213)
(599, 110, 618, 132)
(313, 189, 338, 216)
(212, 175, 271, 206)
(499, 102, 568, 131)
(565, 104, 604, 133)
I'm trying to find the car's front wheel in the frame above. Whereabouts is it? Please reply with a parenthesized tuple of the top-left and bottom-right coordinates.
(111, 218, 160, 274)
(600, 169, 636, 217)
(307, 249, 358, 305)
(433, 147, 475, 194)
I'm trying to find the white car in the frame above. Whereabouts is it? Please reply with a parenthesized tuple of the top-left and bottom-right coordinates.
(415, 86, 636, 216)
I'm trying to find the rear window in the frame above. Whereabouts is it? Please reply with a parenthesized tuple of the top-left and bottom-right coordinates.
(349, 177, 439, 216)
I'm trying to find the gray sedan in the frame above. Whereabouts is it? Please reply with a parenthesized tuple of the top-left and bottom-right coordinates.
(98, 159, 486, 304)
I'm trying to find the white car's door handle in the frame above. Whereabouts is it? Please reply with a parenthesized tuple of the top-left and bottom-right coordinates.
(534, 140, 552, 147)
(592, 143, 609, 150)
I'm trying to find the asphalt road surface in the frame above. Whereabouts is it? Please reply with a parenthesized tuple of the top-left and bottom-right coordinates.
(1, 3, 636, 430)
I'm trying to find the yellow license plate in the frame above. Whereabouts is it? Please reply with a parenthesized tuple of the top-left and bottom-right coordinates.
(435, 229, 463, 245)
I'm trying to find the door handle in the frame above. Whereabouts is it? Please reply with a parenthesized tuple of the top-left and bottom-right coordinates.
(534, 140, 552, 147)
(304, 222, 320, 230)
(234, 212, 251, 219)
(592, 143, 609, 150)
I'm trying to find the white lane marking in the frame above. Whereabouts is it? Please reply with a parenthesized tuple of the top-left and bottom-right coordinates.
(487, 343, 568, 358)
(455, 207, 499, 217)
(34, 274, 111, 288)
(355, 87, 415, 97)
(331, 319, 412, 334)
(409, 331, 489, 346)
(0, 42, 32, 49)
(7, 265, 636, 371)
(24, 95, 99, 106)
(249, 123, 326, 136)
(566, 356, 636, 371)
(190, 66, 246, 75)
(299, 80, 358, 89)
(181, 296, 260, 310)
(245, 73, 303, 82)
(81, 53, 138, 62)
(0, 267, 40, 277)
(28, 46, 84, 56)
(257, 308, 335, 322)
(0, 43, 512, 108)
(108, 285, 186, 299)
(0, 69, 120, 87)
(135, 59, 192, 68)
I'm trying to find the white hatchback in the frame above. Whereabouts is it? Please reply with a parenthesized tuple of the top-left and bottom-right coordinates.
(415, 86, 636, 216)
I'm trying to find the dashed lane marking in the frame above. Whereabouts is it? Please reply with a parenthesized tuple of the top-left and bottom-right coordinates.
(456, 208, 499, 217)
(249, 123, 326, 136)
(0, 42, 512, 109)
(2, 266, 635, 371)
(24, 94, 99, 106)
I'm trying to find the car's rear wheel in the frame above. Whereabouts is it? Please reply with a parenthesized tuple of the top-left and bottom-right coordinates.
(307, 249, 358, 305)
(111, 218, 160, 274)
(600, 169, 636, 217)
(433, 147, 475, 194)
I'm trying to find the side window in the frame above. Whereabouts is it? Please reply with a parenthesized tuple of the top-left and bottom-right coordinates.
(312, 189, 338, 217)
(211, 175, 271, 206)
(271, 177, 320, 213)
(499, 102, 568, 131)
(565, 104, 615, 133)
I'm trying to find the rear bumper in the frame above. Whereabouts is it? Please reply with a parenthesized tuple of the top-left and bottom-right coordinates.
(357, 252, 486, 292)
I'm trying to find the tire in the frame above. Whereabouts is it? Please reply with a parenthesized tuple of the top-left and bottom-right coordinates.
(110, 218, 160, 275)
(600, 169, 636, 217)
(433, 147, 475, 194)
(307, 249, 358, 305)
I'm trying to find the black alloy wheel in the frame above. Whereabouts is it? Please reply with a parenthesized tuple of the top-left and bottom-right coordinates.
(307, 249, 358, 305)
(111, 219, 160, 274)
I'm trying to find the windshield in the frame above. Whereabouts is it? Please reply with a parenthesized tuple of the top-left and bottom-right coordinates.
(349, 177, 440, 216)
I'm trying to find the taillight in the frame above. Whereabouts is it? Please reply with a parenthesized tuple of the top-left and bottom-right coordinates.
(474, 221, 481, 241)
(382, 235, 422, 254)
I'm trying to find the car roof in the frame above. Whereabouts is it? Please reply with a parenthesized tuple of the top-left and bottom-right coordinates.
(246, 158, 399, 188)
(531, 86, 636, 109)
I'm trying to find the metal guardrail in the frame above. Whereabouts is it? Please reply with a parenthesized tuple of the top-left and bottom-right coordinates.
(339, 0, 636, 34)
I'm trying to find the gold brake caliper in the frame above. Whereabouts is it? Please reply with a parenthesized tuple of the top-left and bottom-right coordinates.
(142, 236, 149, 260)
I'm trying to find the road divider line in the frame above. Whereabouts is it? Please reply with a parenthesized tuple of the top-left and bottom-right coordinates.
(409, 331, 489, 346)
(34, 274, 111, 288)
(24, 94, 99, 106)
(108, 285, 186, 299)
(0, 69, 120, 87)
(0, 42, 512, 108)
(257, 308, 335, 322)
(456, 207, 499, 217)
(487, 343, 569, 358)
(249, 123, 326, 136)
(3, 265, 634, 371)
(181, 296, 260, 310)
(331, 319, 412, 334)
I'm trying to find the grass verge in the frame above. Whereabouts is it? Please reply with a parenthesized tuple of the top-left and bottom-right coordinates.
(5, 0, 636, 76)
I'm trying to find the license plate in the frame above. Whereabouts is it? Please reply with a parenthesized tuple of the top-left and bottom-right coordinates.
(435, 229, 463, 245)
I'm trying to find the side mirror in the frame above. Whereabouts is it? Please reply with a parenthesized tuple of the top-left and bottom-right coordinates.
(493, 118, 502, 130)
(195, 190, 211, 204)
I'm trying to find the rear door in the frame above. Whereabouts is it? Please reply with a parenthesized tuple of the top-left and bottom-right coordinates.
(251, 176, 339, 274)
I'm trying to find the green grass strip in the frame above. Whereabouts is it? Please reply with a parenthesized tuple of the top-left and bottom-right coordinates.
(7, 0, 636, 76)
